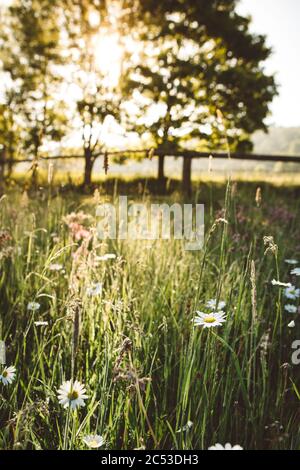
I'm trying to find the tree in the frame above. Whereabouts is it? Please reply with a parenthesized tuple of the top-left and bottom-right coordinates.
(0, 91, 20, 176)
(62, 0, 121, 186)
(122, 0, 277, 182)
(76, 76, 120, 187)
(122, 41, 210, 181)
(0, 6, 21, 172)
(1, 0, 67, 160)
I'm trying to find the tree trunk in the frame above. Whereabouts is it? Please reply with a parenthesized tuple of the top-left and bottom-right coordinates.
(157, 154, 165, 181)
(182, 156, 192, 196)
(7, 160, 13, 179)
(83, 149, 94, 187)
(0, 148, 5, 193)
(0, 163, 4, 183)
(7, 142, 14, 178)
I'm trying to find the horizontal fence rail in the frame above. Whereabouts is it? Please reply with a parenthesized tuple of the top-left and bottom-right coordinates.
(1, 149, 300, 195)
(1, 150, 300, 164)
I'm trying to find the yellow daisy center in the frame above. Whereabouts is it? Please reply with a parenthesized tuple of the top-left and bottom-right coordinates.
(90, 440, 99, 447)
(204, 316, 217, 323)
(2, 370, 8, 378)
(68, 390, 79, 401)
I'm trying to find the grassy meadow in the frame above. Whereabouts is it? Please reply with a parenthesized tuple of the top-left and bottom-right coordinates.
(0, 176, 300, 450)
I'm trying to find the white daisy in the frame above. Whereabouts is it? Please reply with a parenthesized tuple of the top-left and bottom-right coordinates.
(27, 301, 40, 311)
(176, 420, 193, 433)
(271, 280, 292, 288)
(57, 380, 88, 410)
(86, 282, 102, 297)
(285, 304, 297, 314)
(284, 286, 300, 300)
(284, 259, 298, 265)
(291, 268, 300, 276)
(288, 320, 295, 328)
(206, 299, 226, 311)
(82, 434, 105, 449)
(96, 254, 116, 261)
(0, 366, 16, 385)
(194, 311, 226, 329)
(208, 443, 243, 450)
(49, 263, 63, 271)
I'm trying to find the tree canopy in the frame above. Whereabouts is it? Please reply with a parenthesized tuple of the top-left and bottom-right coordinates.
(123, 0, 276, 152)
(0, 0, 277, 184)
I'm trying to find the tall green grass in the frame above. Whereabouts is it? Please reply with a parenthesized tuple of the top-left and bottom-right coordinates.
(0, 181, 299, 450)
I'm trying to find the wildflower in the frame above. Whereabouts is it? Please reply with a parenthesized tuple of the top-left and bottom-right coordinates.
(284, 286, 300, 300)
(96, 253, 116, 261)
(86, 282, 102, 297)
(284, 304, 297, 314)
(27, 302, 40, 311)
(291, 268, 300, 276)
(216, 218, 228, 225)
(255, 187, 262, 207)
(0, 230, 13, 260)
(271, 280, 292, 288)
(209, 217, 228, 236)
(82, 434, 105, 449)
(0, 366, 16, 385)
(206, 299, 226, 311)
(34, 321, 49, 327)
(49, 263, 63, 272)
(268, 207, 294, 225)
(194, 311, 226, 329)
(176, 421, 193, 433)
(57, 380, 88, 410)
(235, 206, 248, 225)
(50, 232, 60, 243)
(288, 320, 295, 328)
(208, 443, 243, 450)
(260, 330, 270, 359)
(63, 211, 93, 226)
(285, 259, 298, 265)
(63, 212, 93, 242)
(70, 223, 91, 241)
(264, 236, 278, 256)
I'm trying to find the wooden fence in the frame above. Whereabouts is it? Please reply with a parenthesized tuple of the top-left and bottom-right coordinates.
(1, 149, 300, 194)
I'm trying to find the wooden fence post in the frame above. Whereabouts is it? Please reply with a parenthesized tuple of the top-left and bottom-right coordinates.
(0, 147, 6, 184)
(182, 155, 192, 196)
(158, 154, 165, 181)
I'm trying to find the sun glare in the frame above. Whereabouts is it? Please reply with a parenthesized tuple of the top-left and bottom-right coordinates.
(93, 32, 123, 85)
(88, 10, 101, 28)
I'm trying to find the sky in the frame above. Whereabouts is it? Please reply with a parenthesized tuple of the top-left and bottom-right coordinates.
(238, 0, 300, 127)
(1, 0, 299, 131)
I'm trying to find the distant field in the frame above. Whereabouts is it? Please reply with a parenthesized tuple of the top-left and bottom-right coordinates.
(7, 155, 300, 188)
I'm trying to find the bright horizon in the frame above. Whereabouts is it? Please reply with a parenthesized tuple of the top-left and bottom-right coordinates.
(239, 0, 300, 128)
